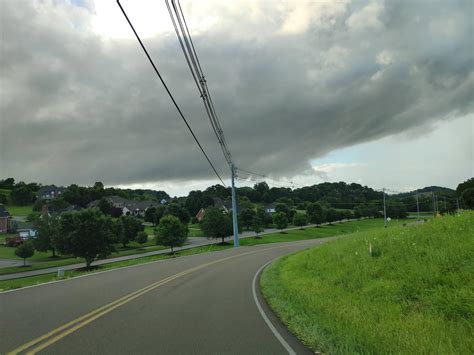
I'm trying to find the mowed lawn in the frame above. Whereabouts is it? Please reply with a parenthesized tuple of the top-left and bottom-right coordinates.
(261, 212, 473, 354)
(4, 205, 33, 216)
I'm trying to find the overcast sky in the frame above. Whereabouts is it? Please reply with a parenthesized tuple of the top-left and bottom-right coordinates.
(0, 0, 472, 196)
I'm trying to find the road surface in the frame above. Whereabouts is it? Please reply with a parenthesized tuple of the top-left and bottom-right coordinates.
(0, 238, 333, 354)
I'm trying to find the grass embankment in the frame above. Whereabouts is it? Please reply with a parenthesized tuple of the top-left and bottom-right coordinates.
(261, 212, 474, 354)
(4, 205, 33, 216)
(0, 218, 403, 291)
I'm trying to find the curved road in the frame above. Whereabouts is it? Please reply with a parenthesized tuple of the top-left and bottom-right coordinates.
(0, 238, 332, 354)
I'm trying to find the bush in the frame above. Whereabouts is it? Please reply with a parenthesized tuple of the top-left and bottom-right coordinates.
(15, 242, 35, 266)
(293, 213, 307, 228)
(136, 231, 148, 245)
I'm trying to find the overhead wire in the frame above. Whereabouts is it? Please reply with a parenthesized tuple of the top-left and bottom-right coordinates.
(116, 0, 227, 187)
(166, 0, 233, 167)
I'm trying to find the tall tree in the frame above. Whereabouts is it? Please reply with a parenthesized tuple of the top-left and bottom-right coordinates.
(33, 214, 61, 257)
(156, 215, 188, 253)
(120, 215, 144, 248)
(164, 203, 190, 224)
(293, 213, 308, 229)
(240, 208, 256, 230)
(58, 209, 118, 268)
(201, 207, 232, 244)
(306, 202, 325, 224)
(273, 212, 288, 232)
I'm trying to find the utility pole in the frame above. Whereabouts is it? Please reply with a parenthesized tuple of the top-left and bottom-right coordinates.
(432, 191, 436, 216)
(383, 188, 387, 228)
(231, 163, 239, 248)
(416, 193, 420, 220)
(435, 194, 438, 214)
(456, 198, 460, 211)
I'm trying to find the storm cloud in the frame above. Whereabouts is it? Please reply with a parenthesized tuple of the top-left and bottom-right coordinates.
(0, 0, 473, 187)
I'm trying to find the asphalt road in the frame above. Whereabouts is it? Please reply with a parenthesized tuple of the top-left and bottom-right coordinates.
(0, 238, 332, 354)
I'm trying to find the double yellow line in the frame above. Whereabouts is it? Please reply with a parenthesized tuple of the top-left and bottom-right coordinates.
(8, 245, 288, 354)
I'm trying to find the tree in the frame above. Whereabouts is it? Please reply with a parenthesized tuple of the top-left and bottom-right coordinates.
(98, 197, 113, 216)
(275, 203, 289, 216)
(164, 203, 190, 224)
(252, 216, 263, 238)
(461, 188, 474, 209)
(185, 190, 213, 216)
(120, 215, 144, 248)
(456, 178, 474, 196)
(0, 194, 7, 204)
(11, 185, 35, 205)
(273, 212, 288, 232)
(293, 213, 307, 229)
(33, 214, 61, 257)
(0, 177, 15, 189)
(58, 209, 118, 268)
(15, 242, 35, 266)
(156, 215, 188, 253)
(201, 207, 232, 244)
(386, 202, 408, 219)
(136, 231, 148, 246)
(326, 208, 339, 224)
(240, 208, 256, 230)
(306, 202, 325, 224)
(256, 206, 273, 227)
(144, 207, 157, 225)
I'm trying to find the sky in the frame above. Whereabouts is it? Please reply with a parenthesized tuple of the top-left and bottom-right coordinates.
(0, 0, 472, 196)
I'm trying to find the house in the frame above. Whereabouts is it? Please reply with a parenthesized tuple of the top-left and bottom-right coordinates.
(88, 196, 159, 217)
(37, 185, 66, 201)
(264, 203, 276, 214)
(195, 208, 206, 222)
(0, 204, 12, 233)
(18, 228, 37, 238)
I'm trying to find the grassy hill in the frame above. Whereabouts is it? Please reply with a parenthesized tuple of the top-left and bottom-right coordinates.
(261, 212, 473, 354)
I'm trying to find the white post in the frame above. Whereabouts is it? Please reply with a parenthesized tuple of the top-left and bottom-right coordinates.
(416, 193, 420, 220)
(231, 163, 239, 247)
(383, 188, 387, 228)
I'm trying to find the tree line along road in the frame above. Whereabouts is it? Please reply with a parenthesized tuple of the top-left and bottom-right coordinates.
(0, 238, 334, 354)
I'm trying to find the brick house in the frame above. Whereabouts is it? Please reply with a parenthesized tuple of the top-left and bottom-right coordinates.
(0, 204, 12, 233)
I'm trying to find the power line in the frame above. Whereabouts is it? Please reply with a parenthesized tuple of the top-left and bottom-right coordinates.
(166, 0, 233, 167)
(116, 0, 226, 188)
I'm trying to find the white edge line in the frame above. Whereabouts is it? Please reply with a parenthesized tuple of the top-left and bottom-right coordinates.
(252, 258, 297, 355)
(1, 221, 354, 295)
(0, 244, 234, 294)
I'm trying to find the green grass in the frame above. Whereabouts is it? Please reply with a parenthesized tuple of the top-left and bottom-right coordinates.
(0, 244, 231, 291)
(0, 188, 11, 196)
(0, 218, 402, 291)
(260, 212, 474, 354)
(5, 205, 33, 216)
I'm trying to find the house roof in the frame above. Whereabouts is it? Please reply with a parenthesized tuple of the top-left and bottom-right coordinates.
(37, 185, 66, 195)
(0, 204, 10, 218)
(88, 196, 159, 211)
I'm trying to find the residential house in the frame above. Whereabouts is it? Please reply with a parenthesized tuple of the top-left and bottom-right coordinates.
(0, 204, 12, 233)
(88, 196, 159, 217)
(18, 228, 37, 239)
(264, 203, 276, 214)
(195, 208, 206, 222)
(37, 185, 66, 201)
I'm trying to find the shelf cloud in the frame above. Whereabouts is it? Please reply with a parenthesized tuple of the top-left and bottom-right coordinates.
(1, 0, 472, 187)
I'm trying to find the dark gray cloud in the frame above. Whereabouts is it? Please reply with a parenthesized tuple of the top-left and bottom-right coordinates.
(0, 0, 472, 186)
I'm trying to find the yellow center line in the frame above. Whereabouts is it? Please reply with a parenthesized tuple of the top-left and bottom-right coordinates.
(9, 244, 294, 355)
